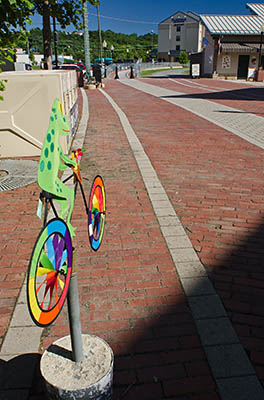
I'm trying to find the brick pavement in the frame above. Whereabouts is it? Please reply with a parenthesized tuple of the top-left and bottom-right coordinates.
(36, 86, 220, 399)
(144, 76, 264, 117)
(103, 76, 264, 392)
(1, 76, 264, 399)
(0, 169, 40, 348)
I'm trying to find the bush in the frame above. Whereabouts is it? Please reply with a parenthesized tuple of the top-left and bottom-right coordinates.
(179, 51, 189, 65)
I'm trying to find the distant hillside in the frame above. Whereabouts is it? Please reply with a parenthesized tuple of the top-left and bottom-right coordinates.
(22, 28, 158, 62)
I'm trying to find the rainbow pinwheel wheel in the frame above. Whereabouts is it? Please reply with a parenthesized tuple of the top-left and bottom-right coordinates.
(27, 219, 72, 327)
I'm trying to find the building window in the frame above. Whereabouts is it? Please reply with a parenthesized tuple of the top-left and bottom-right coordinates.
(176, 36, 181, 41)
(177, 26, 181, 32)
(176, 45, 180, 51)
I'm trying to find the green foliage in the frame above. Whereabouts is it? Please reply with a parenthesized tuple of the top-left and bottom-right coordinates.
(29, 50, 35, 62)
(0, 0, 34, 99)
(33, 0, 83, 30)
(0, 78, 7, 100)
(88, 0, 100, 5)
(0, 0, 33, 47)
(22, 27, 158, 63)
(179, 50, 189, 65)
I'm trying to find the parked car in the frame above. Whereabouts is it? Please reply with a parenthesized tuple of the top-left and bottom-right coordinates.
(58, 64, 83, 72)
(76, 62, 86, 70)
(76, 62, 94, 77)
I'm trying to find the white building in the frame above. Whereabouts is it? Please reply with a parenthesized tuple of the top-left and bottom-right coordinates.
(158, 11, 203, 61)
(201, 3, 264, 79)
(158, 3, 264, 80)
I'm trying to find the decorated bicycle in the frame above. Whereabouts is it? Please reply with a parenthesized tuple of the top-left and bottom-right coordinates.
(27, 98, 106, 327)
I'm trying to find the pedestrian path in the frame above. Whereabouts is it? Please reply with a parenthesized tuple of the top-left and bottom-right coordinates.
(1, 74, 264, 399)
(101, 78, 264, 399)
(120, 74, 264, 150)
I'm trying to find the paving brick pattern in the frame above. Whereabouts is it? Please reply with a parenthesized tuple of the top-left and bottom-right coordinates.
(104, 77, 264, 389)
(0, 171, 40, 348)
(148, 76, 264, 117)
(1, 78, 264, 399)
(39, 88, 220, 399)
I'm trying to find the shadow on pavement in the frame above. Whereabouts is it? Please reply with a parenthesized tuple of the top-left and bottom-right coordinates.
(0, 353, 47, 400)
(14, 225, 264, 399)
(111, 221, 264, 399)
(159, 86, 264, 102)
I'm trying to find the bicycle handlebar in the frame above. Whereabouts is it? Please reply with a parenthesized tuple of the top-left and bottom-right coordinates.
(67, 148, 85, 184)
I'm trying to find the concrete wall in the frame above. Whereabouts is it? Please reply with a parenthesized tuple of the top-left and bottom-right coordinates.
(0, 70, 78, 158)
(216, 52, 258, 79)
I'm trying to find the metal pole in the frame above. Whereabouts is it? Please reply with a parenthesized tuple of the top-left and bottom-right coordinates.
(259, 31, 263, 69)
(67, 250, 84, 363)
(96, 5, 103, 62)
(53, 15, 58, 69)
(114, 65, 119, 79)
(83, 1, 92, 84)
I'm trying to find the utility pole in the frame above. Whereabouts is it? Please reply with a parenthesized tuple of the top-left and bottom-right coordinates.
(83, 1, 92, 83)
(96, 4, 103, 62)
(52, 14, 58, 69)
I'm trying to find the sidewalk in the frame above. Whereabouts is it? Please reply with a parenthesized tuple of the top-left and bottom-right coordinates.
(0, 73, 264, 399)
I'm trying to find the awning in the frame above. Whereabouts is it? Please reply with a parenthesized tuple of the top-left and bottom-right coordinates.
(221, 43, 263, 53)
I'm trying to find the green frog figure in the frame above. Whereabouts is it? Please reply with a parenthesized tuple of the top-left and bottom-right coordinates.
(38, 98, 76, 237)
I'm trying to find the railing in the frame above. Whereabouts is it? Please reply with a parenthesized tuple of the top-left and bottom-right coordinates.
(105, 61, 189, 78)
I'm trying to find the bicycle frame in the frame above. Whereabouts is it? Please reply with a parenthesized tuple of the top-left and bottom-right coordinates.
(40, 166, 89, 228)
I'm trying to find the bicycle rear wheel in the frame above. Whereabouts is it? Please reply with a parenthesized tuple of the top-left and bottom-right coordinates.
(27, 218, 72, 327)
(88, 175, 106, 251)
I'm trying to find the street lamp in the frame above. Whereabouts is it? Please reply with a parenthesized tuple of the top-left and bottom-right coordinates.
(111, 45, 114, 61)
(103, 40, 107, 62)
(83, 1, 92, 83)
(258, 23, 264, 70)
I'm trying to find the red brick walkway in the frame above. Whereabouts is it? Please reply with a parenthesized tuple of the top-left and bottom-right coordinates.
(103, 77, 264, 389)
(1, 77, 264, 399)
(144, 76, 264, 117)
(0, 170, 40, 347)
(41, 87, 220, 399)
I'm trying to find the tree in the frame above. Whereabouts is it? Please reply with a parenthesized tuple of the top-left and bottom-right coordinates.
(32, 0, 83, 69)
(179, 51, 189, 65)
(0, 0, 33, 99)
(33, 0, 100, 69)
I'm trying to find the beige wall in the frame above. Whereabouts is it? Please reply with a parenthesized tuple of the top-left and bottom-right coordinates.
(0, 70, 78, 158)
(216, 52, 258, 78)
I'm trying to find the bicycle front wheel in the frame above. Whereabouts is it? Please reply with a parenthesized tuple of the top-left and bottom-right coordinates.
(88, 175, 106, 251)
(27, 218, 72, 327)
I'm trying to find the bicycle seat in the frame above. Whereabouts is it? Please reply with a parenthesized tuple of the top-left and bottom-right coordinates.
(40, 190, 66, 201)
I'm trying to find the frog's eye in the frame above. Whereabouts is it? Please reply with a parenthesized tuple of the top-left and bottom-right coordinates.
(59, 101, 63, 114)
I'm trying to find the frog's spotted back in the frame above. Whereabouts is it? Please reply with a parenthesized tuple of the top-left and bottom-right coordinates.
(38, 98, 70, 192)
(37, 98, 76, 236)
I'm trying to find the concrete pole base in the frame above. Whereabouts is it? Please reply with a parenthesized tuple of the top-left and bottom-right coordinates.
(40, 334, 114, 400)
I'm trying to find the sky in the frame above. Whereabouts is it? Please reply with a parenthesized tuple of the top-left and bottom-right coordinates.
(28, 0, 257, 36)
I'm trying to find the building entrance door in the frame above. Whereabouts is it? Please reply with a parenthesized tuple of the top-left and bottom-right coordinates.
(237, 55, 250, 79)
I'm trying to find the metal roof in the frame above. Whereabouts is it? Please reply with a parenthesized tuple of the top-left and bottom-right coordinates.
(247, 3, 264, 18)
(200, 14, 264, 34)
(221, 42, 263, 52)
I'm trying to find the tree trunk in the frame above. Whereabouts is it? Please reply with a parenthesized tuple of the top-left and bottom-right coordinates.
(43, 0, 52, 70)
